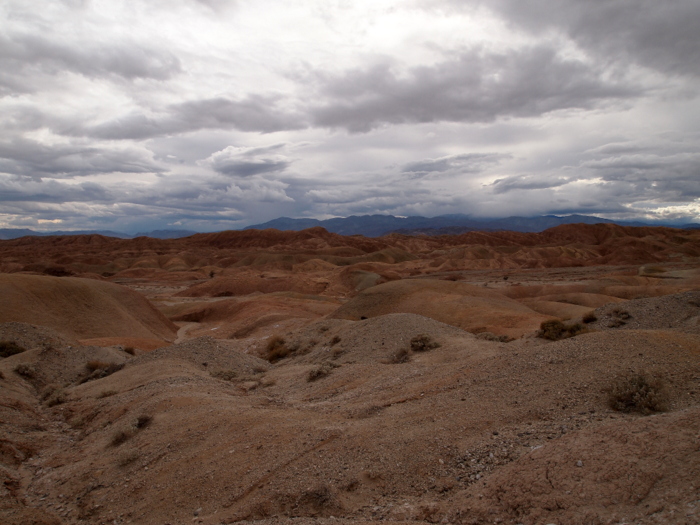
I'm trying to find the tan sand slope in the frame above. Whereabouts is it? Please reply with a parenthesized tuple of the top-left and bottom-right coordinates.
(0, 274, 177, 341)
(330, 279, 553, 338)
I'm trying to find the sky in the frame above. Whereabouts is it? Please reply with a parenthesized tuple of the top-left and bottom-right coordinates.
(1, 0, 699, 233)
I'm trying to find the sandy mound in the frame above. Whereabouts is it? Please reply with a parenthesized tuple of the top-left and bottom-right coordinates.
(329, 279, 552, 338)
(448, 406, 700, 525)
(589, 290, 700, 333)
(0, 274, 177, 342)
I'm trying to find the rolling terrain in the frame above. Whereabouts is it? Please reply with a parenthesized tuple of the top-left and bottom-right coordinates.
(1, 223, 699, 524)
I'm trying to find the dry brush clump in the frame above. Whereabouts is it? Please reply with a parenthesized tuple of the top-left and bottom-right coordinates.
(123, 346, 136, 356)
(476, 332, 512, 342)
(80, 361, 124, 384)
(264, 335, 302, 362)
(410, 334, 441, 352)
(607, 307, 631, 328)
(537, 320, 588, 341)
(211, 369, 237, 381)
(607, 371, 669, 414)
(582, 311, 598, 324)
(41, 384, 68, 407)
(386, 347, 411, 364)
(109, 414, 153, 447)
(14, 363, 36, 379)
(0, 340, 26, 358)
(307, 364, 335, 382)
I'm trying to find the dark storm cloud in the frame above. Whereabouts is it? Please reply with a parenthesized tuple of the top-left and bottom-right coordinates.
(0, 177, 114, 204)
(205, 144, 291, 177)
(80, 95, 306, 140)
(308, 45, 639, 132)
(0, 32, 182, 94)
(402, 153, 510, 174)
(488, 0, 700, 78)
(489, 174, 572, 194)
(0, 138, 164, 179)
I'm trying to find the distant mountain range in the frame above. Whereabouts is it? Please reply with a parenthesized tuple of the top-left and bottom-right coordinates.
(1, 215, 698, 241)
(0, 228, 198, 241)
(245, 214, 700, 237)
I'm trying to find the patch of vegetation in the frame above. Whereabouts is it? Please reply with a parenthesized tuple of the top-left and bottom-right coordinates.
(0, 341, 26, 358)
(582, 311, 598, 324)
(80, 361, 124, 384)
(607, 307, 631, 328)
(109, 415, 152, 448)
(307, 364, 332, 382)
(123, 346, 135, 356)
(329, 335, 341, 346)
(386, 348, 411, 364)
(410, 334, 441, 352)
(110, 429, 132, 447)
(117, 449, 141, 467)
(135, 415, 152, 430)
(211, 369, 237, 382)
(537, 320, 588, 341)
(264, 335, 298, 362)
(97, 390, 118, 399)
(475, 332, 512, 343)
(43, 266, 74, 277)
(41, 384, 67, 407)
(14, 363, 36, 379)
(607, 372, 668, 414)
(0, 370, 4, 380)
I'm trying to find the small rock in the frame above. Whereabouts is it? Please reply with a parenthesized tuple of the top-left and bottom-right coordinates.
(194, 507, 202, 516)
(576, 460, 583, 467)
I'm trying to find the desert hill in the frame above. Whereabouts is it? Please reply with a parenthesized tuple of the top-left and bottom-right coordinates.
(0, 274, 177, 343)
(0, 225, 700, 524)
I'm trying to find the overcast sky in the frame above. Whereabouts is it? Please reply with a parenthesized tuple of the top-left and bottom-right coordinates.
(1, 0, 699, 232)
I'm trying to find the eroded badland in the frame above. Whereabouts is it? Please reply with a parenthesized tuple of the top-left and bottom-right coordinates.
(1, 223, 700, 525)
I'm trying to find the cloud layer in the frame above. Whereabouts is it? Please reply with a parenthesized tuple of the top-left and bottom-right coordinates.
(1, 0, 698, 232)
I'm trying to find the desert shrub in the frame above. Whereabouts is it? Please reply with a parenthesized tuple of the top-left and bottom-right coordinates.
(0, 341, 26, 358)
(135, 415, 152, 430)
(688, 299, 700, 308)
(582, 311, 598, 324)
(97, 390, 117, 399)
(80, 361, 124, 384)
(538, 320, 587, 341)
(110, 429, 132, 447)
(410, 334, 441, 352)
(117, 449, 140, 467)
(607, 372, 668, 414)
(44, 266, 73, 277)
(0, 370, 4, 380)
(41, 384, 67, 407)
(211, 369, 237, 381)
(14, 363, 36, 379)
(476, 332, 512, 343)
(387, 348, 411, 364)
(264, 335, 292, 362)
(611, 307, 630, 319)
(307, 365, 331, 382)
(123, 346, 135, 356)
(330, 335, 341, 346)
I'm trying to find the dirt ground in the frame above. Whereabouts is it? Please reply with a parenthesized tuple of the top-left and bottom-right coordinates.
(1, 225, 699, 524)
